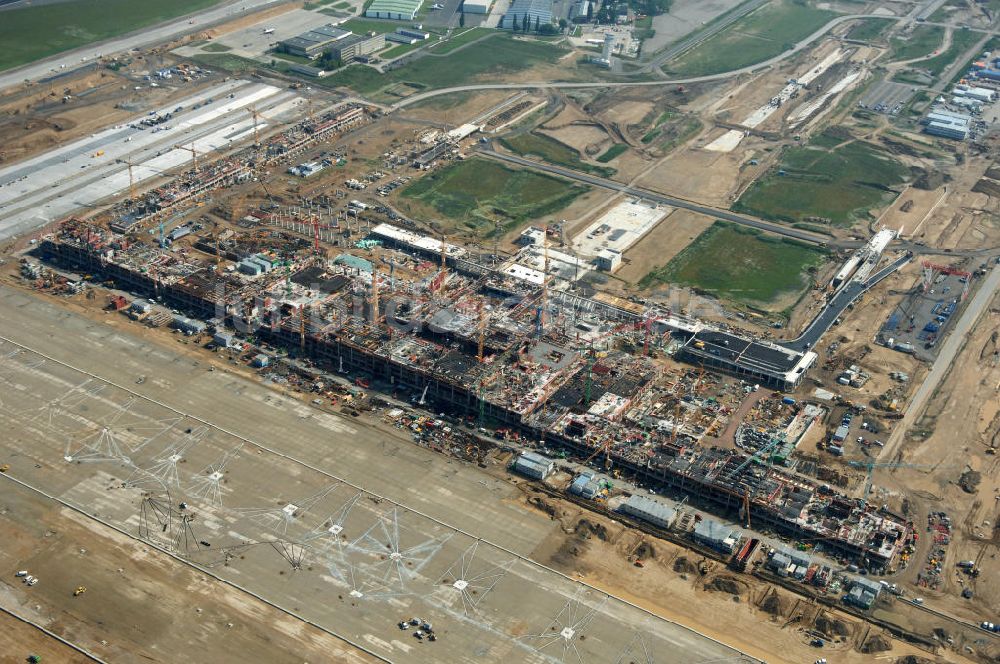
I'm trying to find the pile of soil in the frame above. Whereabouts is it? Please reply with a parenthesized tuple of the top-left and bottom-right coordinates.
(528, 496, 559, 519)
(896, 657, 934, 664)
(761, 591, 785, 616)
(959, 470, 982, 494)
(673, 557, 698, 574)
(704, 576, 744, 596)
(815, 615, 851, 637)
(634, 541, 655, 560)
(575, 518, 609, 541)
(861, 634, 892, 653)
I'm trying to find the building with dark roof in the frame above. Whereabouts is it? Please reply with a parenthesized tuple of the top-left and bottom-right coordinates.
(279, 24, 353, 59)
(678, 329, 816, 391)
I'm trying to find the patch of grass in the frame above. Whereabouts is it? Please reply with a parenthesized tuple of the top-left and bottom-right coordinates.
(428, 27, 493, 54)
(638, 222, 828, 304)
(271, 51, 316, 65)
(641, 110, 677, 143)
(845, 18, 892, 42)
(191, 52, 263, 73)
(201, 42, 233, 53)
(320, 35, 567, 96)
(889, 25, 944, 62)
(381, 40, 429, 59)
(734, 139, 908, 227)
(663, 0, 840, 76)
(400, 158, 588, 235)
(0, 0, 225, 71)
(501, 131, 615, 177)
(596, 143, 627, 162)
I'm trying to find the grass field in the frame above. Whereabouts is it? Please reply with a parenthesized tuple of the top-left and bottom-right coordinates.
(501, 132, 616, 177)
(733, 139, 908, 227)
(429, 27, 494, 54)
(638, 222, 828, 304)
(916, 28, 981, 77)
(596, 143, 627, 162)
(0, 0, 225, 71)
(399, 158, 588, 236)
(889, 25, 944, 61)
(202, 42, 233, 53)
(844, 17, 892, 42)
(663, 0, 839, 76)
(321, 35, 568, 96)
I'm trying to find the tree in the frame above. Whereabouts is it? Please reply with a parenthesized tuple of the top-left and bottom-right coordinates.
(522, 13, 529, 31)
(558, 18, 568, 29)
(586, 2, 593, 19)
(511, 15, 517, 30)
(459, 11, 465, 26)
(534, 15, 540, 31)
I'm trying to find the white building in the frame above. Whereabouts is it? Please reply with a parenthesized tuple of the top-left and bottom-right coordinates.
(463, 0, 492, 13)
(596, 248, 622, 272)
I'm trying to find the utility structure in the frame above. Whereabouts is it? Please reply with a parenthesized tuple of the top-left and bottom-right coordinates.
(921, 260, 971, 300)
(537, 234, 550, 336)
(174, 143, 199, 172)
(120, 154, 137, 201)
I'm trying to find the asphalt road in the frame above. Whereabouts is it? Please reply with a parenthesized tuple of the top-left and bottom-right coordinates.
(479, 147, 831, 245)
(782, 254, 912, 352)
(0, 0, 284, 92)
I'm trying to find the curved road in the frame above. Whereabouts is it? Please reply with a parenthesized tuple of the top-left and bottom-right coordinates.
(392, 13, 903, 109)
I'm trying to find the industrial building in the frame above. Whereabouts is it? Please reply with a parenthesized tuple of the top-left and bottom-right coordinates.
(692, 518, 740, 553)
(365, 0, 422, 20)
(279, 24, 353, 59)
(513, 451, 555, 479)
(327, 33, 386, 63)
(463, 0, 492, 13)
(619, 494, 677, 529)
(500, 0, 553, 29)
(923, 107, 971, 140)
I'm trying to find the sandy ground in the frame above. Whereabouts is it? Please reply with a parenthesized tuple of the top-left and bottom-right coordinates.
(0, 606, 94, 664)
(521, 488, 953, 664)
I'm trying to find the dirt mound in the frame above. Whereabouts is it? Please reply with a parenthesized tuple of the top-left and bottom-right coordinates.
(673, 557, 698, 574)
(959, 470, 982, 494)
(815, 615, 852, 637)
(575, 518, 609, 541)
(633, 540, 655, 560)
(528, 496, 559, 519)
(861, 634, 892, 653)
(704, 576, 745, 596)
(896, 657, 934, 664)
(761, 591, 785, 616)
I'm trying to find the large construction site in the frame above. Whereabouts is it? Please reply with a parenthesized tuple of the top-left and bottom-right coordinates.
(6, 0, 1000, 662)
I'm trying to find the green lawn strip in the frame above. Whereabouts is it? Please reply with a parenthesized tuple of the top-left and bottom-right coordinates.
(0, 0, 225, 71)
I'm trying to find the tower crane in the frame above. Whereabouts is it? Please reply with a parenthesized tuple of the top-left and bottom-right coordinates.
(174, 143, 199, 172)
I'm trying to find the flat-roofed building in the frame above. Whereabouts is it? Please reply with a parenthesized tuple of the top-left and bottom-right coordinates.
(280, 24, 353, 59)
(366, 0, 422, 20)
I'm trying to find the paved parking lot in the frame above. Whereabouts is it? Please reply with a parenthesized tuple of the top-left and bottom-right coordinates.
(880, 271, 969, 360)
(859, 79, 915, 115)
